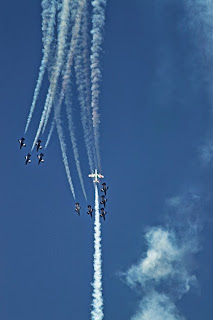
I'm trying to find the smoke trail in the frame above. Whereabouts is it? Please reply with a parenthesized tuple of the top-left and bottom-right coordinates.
(55, 107, 75, 199)
(74, 5, 97, 172)
(91, 185, 104, 320)
(44, 118, 55, 149)
(90, 0, 107, 171)
(32, 0, 71, 149)
(65, 86, 87, 200)
(25, 0, 56, 133)
(41, 0, 85, 141)
(45, 0, 85, 200)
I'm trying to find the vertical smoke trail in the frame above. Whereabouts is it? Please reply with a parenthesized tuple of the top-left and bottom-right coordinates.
(55, 108, 76, 199)
(74, 5, 97, 172)
(25, 0, 56, 133)
(32, 0, 71, 149)
(90, 0, 107, 171)
(91, 184, 104, 320)
(65, 88, 87, 200)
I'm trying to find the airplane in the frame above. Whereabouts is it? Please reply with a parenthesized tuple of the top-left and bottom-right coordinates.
(100, 208, 107, 221)
(25, 153, 31, 165)
(87, 205, 93, 218)
(75, 203, 81, 216)
(101, 183, 108, 196)
(36, 139, 42, 152)
(100, 195, 107, 208)
(18, 137, 26, 149)
(88, 169, 104, 183)
(37, 153, 44, 165)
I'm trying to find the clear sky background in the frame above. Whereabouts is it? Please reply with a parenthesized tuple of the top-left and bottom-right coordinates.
(0, 0, 213, 319)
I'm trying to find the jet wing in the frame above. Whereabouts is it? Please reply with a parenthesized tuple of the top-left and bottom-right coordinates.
(88, 173, 95, 177)
(98, 174, 104, 178)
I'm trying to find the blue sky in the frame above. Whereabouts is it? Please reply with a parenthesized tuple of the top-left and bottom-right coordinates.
(0, 0, 213, 319)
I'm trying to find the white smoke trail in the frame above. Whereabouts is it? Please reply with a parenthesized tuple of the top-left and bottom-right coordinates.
(42, 0, 85, 136)
(44, 118, 55, 149)
(90, 0, 107, 171)
(25, 0, 56, 133)
(65, 88, 87, 200)
(91, 184, 104, 320)
(32, 0, 71, 149)
(74, 5, 97, 172)
(44, 1, 85, 200)
(55, 109, 75, 199)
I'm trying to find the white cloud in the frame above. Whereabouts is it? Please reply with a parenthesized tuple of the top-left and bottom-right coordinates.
(131, 291, 184, 320)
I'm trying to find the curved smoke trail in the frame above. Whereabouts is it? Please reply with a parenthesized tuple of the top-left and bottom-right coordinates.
(74, 5, 97, 172)
(44, 118, 55, 149)
(65, 88, 87, 200)
(90, 0, 107, 171)
(25, 0, 56, 133)
(55, 107, 75, 199)
(32, 0, 71, 150)
(91, 185, 104, 320)
(44, 0, 86, 200)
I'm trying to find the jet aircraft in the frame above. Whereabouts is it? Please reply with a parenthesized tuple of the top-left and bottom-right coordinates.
(100, 195, 107, 208)
(87, 205, 93, 218)
(100, 208, 107, 221)
(18, 137, 26, 149)
(36, 139, 42, 152)
(101, 183, 108, 196)
(75, 203, 81, 216)
(37, 153, 44, 165)
(88, 169, 104, 183)
(25, 153, 31, 165)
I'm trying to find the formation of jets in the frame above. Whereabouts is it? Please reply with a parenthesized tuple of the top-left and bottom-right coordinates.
(18, 138, 45, 165)
(18, 143, 110, 221)
(74, 171, 109, 221)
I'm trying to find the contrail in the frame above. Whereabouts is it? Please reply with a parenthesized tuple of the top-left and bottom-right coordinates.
(91, 184, 104, 320)
(32, 0, 71, 150)
(74, 5, 97, 172)
(65, 86, 87, 200)
(90, 0, 107, 171)
(25, 0, 56, 133)
(55, 107, 75, 199)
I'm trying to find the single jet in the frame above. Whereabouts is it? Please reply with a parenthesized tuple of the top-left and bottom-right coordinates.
(36, 139, 42, 152)
(100, 195, 107, 208)
(37, 153, 44, 165)
(100, 208, 107, 221)
(75, 203, 81, 216)
(87, 205, 93, 218)
(18, 137, 26, 149)
(25, 153, 31, 165)
(88, 169, 104, 183)
(101, 183, 108, 196)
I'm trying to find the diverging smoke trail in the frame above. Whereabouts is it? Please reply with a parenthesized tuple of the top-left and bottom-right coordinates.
(65, 86, 87, 200)
(25, 0, 56, 133)
(74, 5, 97, 172)
(32, 0, 71, 150)
(90, 0, 107, 171)
(91, 185, 104, 320)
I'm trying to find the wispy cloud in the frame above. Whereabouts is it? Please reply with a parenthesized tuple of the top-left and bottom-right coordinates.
(131, 291, 184, 320)
(123, 193, 201, 319)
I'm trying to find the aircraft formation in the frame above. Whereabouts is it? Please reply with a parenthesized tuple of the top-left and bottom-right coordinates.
(74, 171, 109, 221)
(19, 139, 109, 220)
(18, 137, 45, 165)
